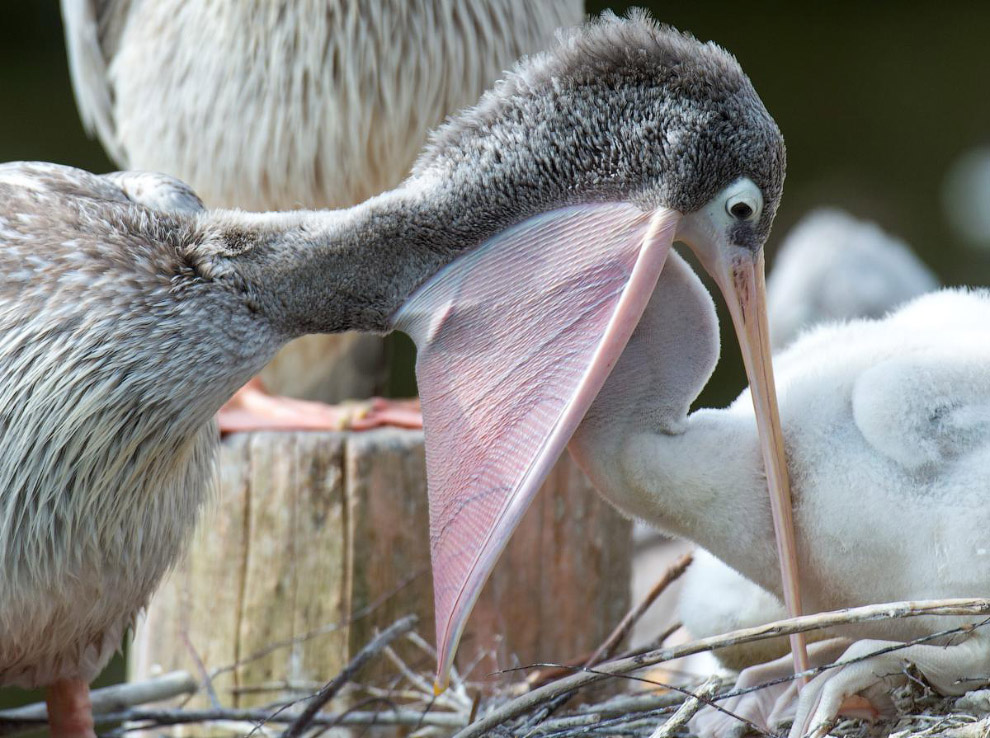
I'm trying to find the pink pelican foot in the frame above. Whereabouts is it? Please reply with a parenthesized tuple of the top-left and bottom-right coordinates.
(218, 378, 422, 434)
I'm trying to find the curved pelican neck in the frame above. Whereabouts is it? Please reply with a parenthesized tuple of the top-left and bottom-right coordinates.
(197, 167, 662, 340)
(196, 180, 477, 337)
(575, 406, 782, 597)
(626, 413, 780, 590)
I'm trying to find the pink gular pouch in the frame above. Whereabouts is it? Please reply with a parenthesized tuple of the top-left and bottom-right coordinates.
(391, 202, 681, 689)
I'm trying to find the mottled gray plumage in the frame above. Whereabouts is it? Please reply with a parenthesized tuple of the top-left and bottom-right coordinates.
(418, 9, 785, 246)
(0, 11, 784, 687)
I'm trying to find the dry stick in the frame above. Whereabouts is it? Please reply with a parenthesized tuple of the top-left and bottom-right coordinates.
(524, 665, 772, 738)
(181, 631, 222, 709)
(0, 672, 198, 735)
(99, 707, 467, 732)
(719, 617, 990, 704)
(585, 551, 693, 668)
(535, 618, 990, 738)
(454, 598, 990, 738)
(520, 555, 694, 731)
(620, 620, 684, 661)
(529, 553, 694, 689)
(648, 676, 720, 738)
(530, 693, 687, 738)
(280, 614, 417, 738)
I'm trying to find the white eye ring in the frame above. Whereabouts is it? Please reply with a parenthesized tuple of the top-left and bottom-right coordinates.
(726, 192, 760, 221)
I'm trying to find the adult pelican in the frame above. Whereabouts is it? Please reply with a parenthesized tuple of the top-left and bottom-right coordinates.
(1, 13, 792, 736)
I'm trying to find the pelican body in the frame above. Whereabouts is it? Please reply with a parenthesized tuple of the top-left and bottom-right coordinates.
(571, 243, 989, 737)
(1, 13, 790, 735)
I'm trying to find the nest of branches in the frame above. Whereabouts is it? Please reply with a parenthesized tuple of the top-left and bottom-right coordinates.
(2, 558, 989, 738)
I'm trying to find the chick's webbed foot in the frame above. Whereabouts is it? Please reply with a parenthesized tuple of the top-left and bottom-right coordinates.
(789, 634, 990, 738)
(218, 378, 422, 434)
(689, 638, 853, 738)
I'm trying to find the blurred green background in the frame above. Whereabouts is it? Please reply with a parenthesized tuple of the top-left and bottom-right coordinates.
(1, 0, 989, 712)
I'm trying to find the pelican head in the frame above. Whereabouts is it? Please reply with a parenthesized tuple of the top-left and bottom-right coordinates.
(413, 10, 784, 245)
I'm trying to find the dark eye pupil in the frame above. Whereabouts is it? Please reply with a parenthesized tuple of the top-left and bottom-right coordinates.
(730, 202, 754, 219)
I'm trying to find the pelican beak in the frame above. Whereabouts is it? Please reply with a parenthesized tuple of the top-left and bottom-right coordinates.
(391, 203, 682, 689)
(678, 212, 809, 676)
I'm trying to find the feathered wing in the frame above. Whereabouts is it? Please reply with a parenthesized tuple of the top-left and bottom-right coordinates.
(852, 347, 990, 471)
(60, 0, 131, 163)
(0, 163, 202, 214)
(851, 291, 990, 470)
(393, 203, 681, 685)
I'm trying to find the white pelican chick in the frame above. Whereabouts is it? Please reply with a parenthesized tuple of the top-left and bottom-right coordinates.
(679, 208, 940, 672)
(570, 248, 989, 738)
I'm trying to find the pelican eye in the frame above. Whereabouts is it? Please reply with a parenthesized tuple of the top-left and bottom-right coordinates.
(726, 194, 758, 221)
(729, 201, 753, 219)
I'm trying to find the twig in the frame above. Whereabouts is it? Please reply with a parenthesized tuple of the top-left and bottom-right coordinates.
(620, 621, 683, 660)
(585, 551, 693, 668)
(712, 617, 990, 707)
(232, 681, 324, 696)
(526, 608, 681, 727)
(525, 553, 693, 690)
(521, 601, 687, 729)
(383, 644, 439, 699)
(574, 691, 687, 717)
(182, 631, 222, 709)
(0, 671, 197, 726)
(0, 672, 199, 736)
(518, 665, 772, 738)
(516, 616, 990, 738)
(454, 597, 990, 738)
(401, 631, 474, 712)
(648, 676, 719, 738)
(96, 706, 465, 732)
(354, 684, 433, 703)
(518, 617, 990, 738)
(529, 692, 689, 737)
(280, 614, 417, 738)
(525, 713, 601, 734)
(936, 714, 990, 738)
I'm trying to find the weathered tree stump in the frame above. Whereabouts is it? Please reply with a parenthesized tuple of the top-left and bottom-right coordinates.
(130, 429, 631, 710)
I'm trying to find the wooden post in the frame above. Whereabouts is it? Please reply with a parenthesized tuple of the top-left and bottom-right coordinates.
(130, 429, 631, 709)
